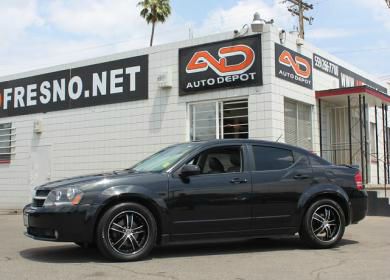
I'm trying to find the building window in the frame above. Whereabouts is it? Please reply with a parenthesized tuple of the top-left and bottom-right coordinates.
(284, 99, 313, 150)
(0, 123, 14, 163)
(222, 100, 249, 139)
(190, 102, 217, 141)
(189, 99, 248, 141)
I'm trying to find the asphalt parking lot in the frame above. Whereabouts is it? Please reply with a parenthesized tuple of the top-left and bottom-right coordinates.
(0, 215, 389, 280)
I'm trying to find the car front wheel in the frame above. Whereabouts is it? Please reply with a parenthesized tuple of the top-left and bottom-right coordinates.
(96, 202, 157, 261)
(300, 199, 345, 249)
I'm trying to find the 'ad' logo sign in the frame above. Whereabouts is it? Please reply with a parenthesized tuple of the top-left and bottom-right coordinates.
(179, 35, 263, 95)
(186, 45, 255, 76)
(278, 50, 311, 79)
(275, 43, 313, 89)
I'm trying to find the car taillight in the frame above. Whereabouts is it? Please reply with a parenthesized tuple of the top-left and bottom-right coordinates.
(354, 171, 364, 190)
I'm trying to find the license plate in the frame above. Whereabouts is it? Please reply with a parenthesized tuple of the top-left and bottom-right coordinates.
(23, 214, 29, 227)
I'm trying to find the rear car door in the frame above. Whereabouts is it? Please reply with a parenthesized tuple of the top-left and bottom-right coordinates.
(168, 144, 252, 239)
(249, 145, 313, 230)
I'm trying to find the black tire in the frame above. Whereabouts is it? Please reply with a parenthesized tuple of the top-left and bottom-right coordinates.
(300, 199, 345, 249)
(74, 242, 96, 249)
(96, 202, 157, 261)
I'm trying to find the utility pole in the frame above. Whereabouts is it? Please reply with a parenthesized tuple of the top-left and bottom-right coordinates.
(386, 0, 390, 8)
(285, 0, 314, 39)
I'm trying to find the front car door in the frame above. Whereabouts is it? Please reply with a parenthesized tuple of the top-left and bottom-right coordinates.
(167, 144, 252, 240)
(249, 144, 313, 232)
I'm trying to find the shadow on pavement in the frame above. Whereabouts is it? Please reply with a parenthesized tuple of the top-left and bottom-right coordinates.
(20, 245, 107, 263)
(152, 237, 358, 259)
(19, 237, 359, 264)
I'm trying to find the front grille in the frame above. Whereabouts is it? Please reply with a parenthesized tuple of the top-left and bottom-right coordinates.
(32, 189, 50, 208)
(32, 199, 45, 208)
(35, 189, 50, 197)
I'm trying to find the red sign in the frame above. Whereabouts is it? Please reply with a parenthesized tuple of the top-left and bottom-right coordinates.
(186, 45, 255, 76)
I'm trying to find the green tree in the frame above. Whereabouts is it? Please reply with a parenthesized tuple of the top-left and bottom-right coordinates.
(137, 0, 171, 47)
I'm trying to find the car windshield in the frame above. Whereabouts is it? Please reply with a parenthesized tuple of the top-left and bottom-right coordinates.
(130, 143, 199, 173)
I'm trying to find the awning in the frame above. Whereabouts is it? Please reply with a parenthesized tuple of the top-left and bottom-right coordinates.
(316, 85, 390, 185)
(315, 85, 390, 106)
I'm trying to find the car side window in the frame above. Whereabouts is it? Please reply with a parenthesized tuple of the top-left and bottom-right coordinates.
(309, 154, 331, 166)
(252, 145, 294, 171)
(190, 146, 242, 174)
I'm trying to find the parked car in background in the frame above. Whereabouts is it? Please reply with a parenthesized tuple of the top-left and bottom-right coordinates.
(23, 139, 368, 261)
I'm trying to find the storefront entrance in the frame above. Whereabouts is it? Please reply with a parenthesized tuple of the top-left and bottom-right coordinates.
(317, 86, 390, 185)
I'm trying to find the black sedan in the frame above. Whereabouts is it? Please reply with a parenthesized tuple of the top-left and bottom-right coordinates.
(23, 139, 368, 261)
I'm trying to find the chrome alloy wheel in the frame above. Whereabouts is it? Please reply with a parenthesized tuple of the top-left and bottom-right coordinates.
(107, 210, 149, 255)
(311, 204, 341, 242)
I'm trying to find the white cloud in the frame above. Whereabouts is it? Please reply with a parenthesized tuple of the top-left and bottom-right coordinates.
(46, 0, 146, 38)
(0, 0, 294, 76)
(356, 0, 390, 30)
(306, 28, 356, 39)
(195, 0, 294, 36)
(0, 0, 151, 76)
(0, 0, 43, 48)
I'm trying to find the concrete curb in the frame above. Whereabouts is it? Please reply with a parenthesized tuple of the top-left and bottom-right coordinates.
(366, 184, 390, 190)
(0, 209, 22, 215)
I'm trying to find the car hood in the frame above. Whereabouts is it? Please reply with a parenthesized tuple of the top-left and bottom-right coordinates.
(35, 170, 141, 191)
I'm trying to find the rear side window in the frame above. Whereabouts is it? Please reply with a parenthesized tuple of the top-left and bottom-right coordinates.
(309, 154, 331, 166)
(252, 146, 294, 171)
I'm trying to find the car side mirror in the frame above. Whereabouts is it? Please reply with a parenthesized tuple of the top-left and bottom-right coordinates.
(180, 164, 201, 178)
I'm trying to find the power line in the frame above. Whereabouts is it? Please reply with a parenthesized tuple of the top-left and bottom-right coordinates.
(0, 24, 200, 70)
(332, 47, 390, 54)
(312, 0, 330, 5)
(284, 0, 314, 39)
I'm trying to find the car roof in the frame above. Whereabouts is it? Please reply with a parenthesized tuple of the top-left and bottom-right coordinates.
(188, 139, 311, 155)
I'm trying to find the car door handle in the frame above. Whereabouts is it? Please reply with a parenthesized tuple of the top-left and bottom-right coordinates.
(230, 178, 248, 184)
(293, 174, 310, 180)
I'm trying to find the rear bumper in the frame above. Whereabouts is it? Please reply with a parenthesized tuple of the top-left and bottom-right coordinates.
(349, 190, 368, 224)
(23, 203, 99, 242)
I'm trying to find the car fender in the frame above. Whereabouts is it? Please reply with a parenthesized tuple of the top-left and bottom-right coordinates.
(296, 184, 351, 226)
(95, 184, 170, 235)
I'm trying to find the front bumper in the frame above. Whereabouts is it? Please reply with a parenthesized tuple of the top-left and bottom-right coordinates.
(23, 203, 99, 243)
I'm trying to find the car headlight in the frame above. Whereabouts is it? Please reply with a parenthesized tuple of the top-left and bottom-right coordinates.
(43, 187, 84, 207)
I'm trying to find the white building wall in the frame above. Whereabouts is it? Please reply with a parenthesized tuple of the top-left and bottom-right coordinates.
(266, 25, 389, 184)
(0, 31, 274, 209)
(0, 26, 389, 210)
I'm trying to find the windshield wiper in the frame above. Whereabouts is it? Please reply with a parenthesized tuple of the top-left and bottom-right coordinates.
(124, 168, 140, 173)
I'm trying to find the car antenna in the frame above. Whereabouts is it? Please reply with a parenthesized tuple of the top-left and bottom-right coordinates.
(276, 134, 283, 142)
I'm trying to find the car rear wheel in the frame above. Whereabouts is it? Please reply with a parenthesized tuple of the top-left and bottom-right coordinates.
(300, 199, 345, 249)
(96, 202, 157, 261)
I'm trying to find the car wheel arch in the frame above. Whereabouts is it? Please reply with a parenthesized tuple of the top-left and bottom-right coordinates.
(297, 186, 351, 228)
(93, 194, 164, 245)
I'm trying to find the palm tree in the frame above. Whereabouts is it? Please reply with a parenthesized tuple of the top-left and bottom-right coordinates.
(137, 0, 171, 47)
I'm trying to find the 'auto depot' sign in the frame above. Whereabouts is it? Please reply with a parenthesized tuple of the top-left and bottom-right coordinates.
(179, 35, 263, 95)
(0, 55, 148, 118)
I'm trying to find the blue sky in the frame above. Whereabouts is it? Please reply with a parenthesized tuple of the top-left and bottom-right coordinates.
(0, 0, 389, 83)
